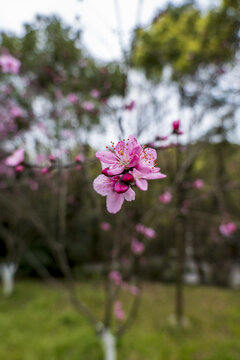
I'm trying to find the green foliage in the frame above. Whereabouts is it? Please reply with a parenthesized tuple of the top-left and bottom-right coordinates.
(131, 1, 240, 80)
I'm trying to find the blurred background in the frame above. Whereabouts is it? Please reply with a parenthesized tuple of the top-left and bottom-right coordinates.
(0, 0, 240, 359)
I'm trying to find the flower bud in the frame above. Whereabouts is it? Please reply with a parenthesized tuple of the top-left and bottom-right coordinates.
(114, 181, 129, 194)
(121, 173, 134, 183)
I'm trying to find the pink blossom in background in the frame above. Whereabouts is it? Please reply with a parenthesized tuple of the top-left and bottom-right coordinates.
(67, 93, 78, 104)
(75, 154, 85, 163)
(219, 222, 237, 237)
(193, 179, 204, 189)
(129, 285, 140, 296)
(41, 167, 49, 175)
(144, 227, 156, 239)
(48, 154, 56, 162)
(10, 106, 24, 118)
(159, 190, 172, 204)
(109, 270, 122, 286)
(114, 301, 125, 321)
(172, 120, 183, 135)
(93, 135, 166, 213)
(136, 223, 156, 239)
(100, 222, 111, 231)
(0, 54, 21, 74)
(15, 165, 24, 172)
(90, 89, 100, 98)
(131, 238, 145, 255)
(82, 101, 95, 112)
(5, 148, 24, 167)
(124, 100, 135, 111)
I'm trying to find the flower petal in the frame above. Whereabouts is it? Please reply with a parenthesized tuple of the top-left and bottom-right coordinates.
(93, 175, 113, 196)
(144, 172, 166, 180)
(136, 179, 148, 191)
(96, 151, 117, 164)
(106, 192, 124, 213)
(124, 187, 136, 201)
(107, 164, 125, 175)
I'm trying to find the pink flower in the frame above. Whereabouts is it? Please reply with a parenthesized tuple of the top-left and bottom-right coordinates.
(41, 167, 49, 174)
(82, 101, 95, 112)
(93, 174, 135, 213)
(10, 106, 24, 118)
(129, 285, 140, 296)
(100, 222, 111, 231)
(90, 89, 100, 98)
(94, 135, 166, 213)
(136, 223, 156, 238)
(219, 222, 237, 237)
(109, 271, 122, 285)
(131, 238, 145, 255)
(172, 120, 183, 135)
(75, 154, 84, 163)
(159, 190, 172, 204)
(48, 154, 56, 162)
(124, 100, 135, 111)
(67, 93, 78, 104)
(144, 227, 156, 239)
(5, 148, 24, 167)
(114, 301, 125, 321)
(0, 54, 21, 74)
(96, 135, 142, 176)
(193, 179, 204, 189)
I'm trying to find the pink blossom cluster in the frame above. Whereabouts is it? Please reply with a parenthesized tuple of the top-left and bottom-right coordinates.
(131, 238, 145, 255)
(114, 301, 125, 321)
(136, 223, 156, 239)
(0, 53, 21, 74)
(100, 222, 111, 231)
(109, 270, 122, 286)
(219, 222, 237, 237)
(193, 179, 204, 189)
(5, 148, 24, 172)
(159, 190, 172, 204)
(93, 135, 166, 213)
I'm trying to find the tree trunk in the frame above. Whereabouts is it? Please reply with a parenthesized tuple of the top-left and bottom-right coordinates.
(1, 263, 17, 296)
(101, 329, 117, 360)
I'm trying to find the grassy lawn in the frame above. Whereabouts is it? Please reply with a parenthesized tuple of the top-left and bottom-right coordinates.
(0, 281, 240, 360)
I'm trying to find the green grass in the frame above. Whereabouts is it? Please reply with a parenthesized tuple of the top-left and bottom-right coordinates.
(0, 281, 240, 359)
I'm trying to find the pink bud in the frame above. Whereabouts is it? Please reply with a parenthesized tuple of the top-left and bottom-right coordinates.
(15, 165, 24, 172)
(172, 120, 180, 132)
(102, 168, 110, 176)
(41, 167, 49, 174)
(121, 173, 134, 183)
(114, 181, 129, 194)
(48, 154, 56, 162)
(75, 154, 84, 163)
